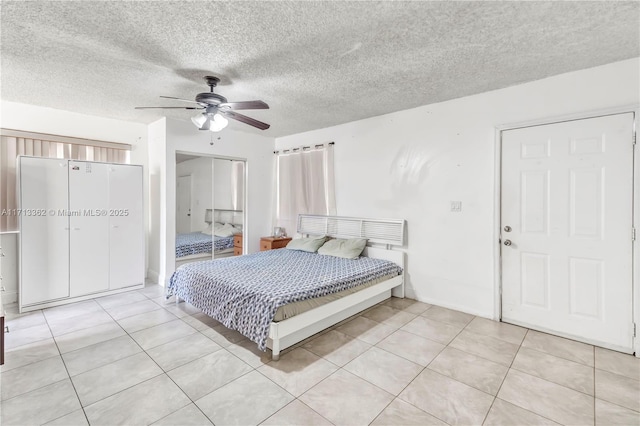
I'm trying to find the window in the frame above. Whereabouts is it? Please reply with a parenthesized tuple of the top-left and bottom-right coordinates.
(0, 129, 131, 231)
(275, 143, 336, 236)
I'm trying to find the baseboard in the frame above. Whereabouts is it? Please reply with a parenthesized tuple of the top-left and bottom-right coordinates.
(147, 269, 160, 284)
(3, 291, 18, 304)
(418, 297, 494, 320)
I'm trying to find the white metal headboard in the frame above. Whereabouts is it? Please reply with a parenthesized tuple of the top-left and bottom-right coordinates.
(297, 215, 405, 246)
(213, 209, 244, 227)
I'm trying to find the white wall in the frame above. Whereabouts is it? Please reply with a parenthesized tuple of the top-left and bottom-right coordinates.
(0, 101, 150, 303)
(147, 118, 166, 284)
(148, 117, 274, 285)
(275, 58, 640, 318)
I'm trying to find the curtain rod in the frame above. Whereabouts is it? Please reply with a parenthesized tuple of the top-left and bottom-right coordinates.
(274, 141, 334, 155)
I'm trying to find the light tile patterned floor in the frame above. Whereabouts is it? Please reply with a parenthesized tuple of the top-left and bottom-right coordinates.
(1, 285, 639, 425)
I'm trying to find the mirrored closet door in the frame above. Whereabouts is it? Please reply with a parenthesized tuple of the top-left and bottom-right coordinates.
(175, 153, 245, 268)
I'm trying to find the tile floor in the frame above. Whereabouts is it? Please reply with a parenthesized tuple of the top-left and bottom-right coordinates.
(1, 285, 639, 425)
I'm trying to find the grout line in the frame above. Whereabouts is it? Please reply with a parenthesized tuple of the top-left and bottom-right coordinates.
(42, 307, 91, 426)
(480, 328, 528, 425)
(593, 344, 596, 423)
(294, 399, 336, 425)
(481, 329, 563, 426)
(118, 294, 250, 424)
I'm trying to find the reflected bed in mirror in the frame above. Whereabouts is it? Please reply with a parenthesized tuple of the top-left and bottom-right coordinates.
(175, 209, 241, 262)
(175, 153, 246, 268)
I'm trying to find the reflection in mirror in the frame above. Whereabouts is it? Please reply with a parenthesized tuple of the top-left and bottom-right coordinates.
(175, 153, 246, 268)
(212, 158, 244, 258)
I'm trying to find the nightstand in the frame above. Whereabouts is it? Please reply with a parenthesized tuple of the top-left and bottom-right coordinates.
(260, 236, 292, 251)
(233, 234, 243, 256)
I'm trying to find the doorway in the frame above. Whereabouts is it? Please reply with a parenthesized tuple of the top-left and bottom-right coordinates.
(176, 175, 191, 234)
(500, 112, 635, 352)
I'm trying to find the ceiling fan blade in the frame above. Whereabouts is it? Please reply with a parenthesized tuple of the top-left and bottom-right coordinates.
(135, 106, 202, 110)
(219, 101, 269, 110)
(220, 110, 270, 130)
(159, 96, 202, 105)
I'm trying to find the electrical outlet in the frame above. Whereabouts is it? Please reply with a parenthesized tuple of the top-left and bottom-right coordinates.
(451, 201, 462, 212)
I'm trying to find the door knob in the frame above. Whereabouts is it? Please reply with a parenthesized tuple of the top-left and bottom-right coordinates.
(504, 240, 512, 246)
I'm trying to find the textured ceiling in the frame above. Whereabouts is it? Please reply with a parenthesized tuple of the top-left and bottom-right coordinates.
(1, 1, 638, 137)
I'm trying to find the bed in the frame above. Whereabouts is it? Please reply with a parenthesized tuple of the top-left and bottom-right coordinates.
(175, 209, 243, 264)
(168, 215, 405, 360)
(175, 233, 235, 258)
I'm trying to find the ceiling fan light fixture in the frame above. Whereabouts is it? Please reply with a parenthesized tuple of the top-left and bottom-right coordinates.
(200, 116, 211, 131)
(191, 114, 206, 128)
(139, 76, 269, 131)
(209, 113, 229, 132)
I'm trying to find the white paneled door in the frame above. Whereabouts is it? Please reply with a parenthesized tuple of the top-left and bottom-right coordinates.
(501, 113, 634, 352)
(176, 175, 191, 234)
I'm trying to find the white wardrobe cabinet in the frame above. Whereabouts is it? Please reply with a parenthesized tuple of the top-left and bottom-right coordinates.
(19, 157, 144, 312)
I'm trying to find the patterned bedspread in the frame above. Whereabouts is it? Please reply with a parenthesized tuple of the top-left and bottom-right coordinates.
(167, 249, 403, 350)
(175, 233, 234, 258)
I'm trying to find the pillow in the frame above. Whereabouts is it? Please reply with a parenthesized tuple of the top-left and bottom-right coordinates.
(225, 223, 242, 235)
(318, 238, 367, 259)
(201, 223, 213, 235)
(285, 235, 328, 253)
(214, 223, 237, 237)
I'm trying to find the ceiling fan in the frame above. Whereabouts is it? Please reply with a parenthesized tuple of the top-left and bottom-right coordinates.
(135, 76, 270, 131)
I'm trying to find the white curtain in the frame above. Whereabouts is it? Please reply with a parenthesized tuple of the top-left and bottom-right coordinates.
(276, 143, 336, 236)
(0, 134, 130, 232)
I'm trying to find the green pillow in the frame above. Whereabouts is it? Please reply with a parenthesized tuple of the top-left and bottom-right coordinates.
(285, 236, 328, 253)
(318, 238, 367, 259)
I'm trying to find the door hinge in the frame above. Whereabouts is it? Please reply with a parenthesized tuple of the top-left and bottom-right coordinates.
(633, 227, 636, 241)
(634, 132, 637, 145)
(634, 323, 637, 338)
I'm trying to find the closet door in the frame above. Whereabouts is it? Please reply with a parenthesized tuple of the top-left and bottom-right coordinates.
(69, 161, 110, 296)
(108, 164, 144, 289)
(19, 157, 69, 306)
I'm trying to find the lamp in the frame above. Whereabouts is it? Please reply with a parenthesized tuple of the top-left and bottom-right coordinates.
(191, 112, 229, 132)
(204, 209, 213, 224)
(191, 114, 207, 129)
(210, 113, 229, 131)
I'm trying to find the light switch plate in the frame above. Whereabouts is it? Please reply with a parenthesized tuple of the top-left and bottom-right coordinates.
(451, 201, 462, 212)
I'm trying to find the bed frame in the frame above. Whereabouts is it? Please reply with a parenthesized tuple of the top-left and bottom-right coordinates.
(266, 214, 405, 360)
(175, 214, 406, 361)
(212, 208, 243, 227)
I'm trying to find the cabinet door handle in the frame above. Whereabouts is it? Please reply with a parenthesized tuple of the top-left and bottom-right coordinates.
(0, 252, 4, 257)
(4, 326, 8, 333)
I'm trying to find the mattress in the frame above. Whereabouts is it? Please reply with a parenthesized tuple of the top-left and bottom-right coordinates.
(168, 249, 403, 350)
